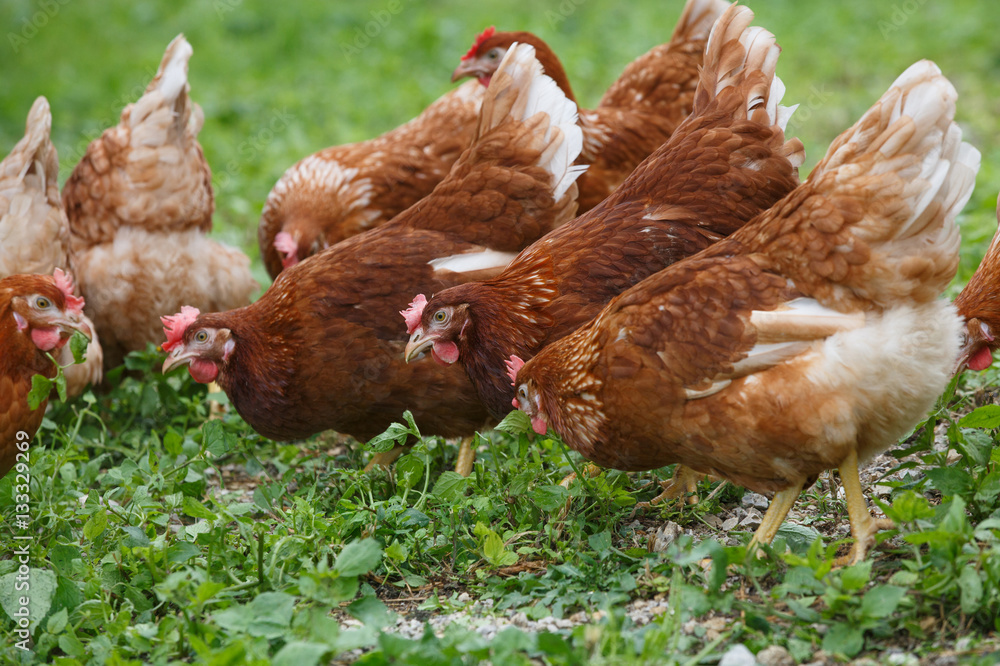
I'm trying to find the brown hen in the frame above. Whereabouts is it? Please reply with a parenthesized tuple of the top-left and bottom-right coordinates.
(259, 79, 486, 278)
(452, 0, 727, 212)
(954, 194, 1000, 372)
(161, 45, 583, 453)
(512, 61, 979, 564)
(62, 35, 257, 370)
(1, 270, 90, 479)
(407, 4, 803, 422)
(0, 97, 103, 396)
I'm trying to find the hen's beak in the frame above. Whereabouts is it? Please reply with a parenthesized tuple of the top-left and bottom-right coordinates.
(162, 347, 196, 374)
(404, 329, 434, 363)
(48, 311, 89, 342)
(451, 60, 487, 83)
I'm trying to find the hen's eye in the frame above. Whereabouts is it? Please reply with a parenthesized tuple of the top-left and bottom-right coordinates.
(517, 386, 529, 402)
(35, 297, 51, 309)
(195, 331, 209, 343)
(433, 310, 447, 323)
(487, 49, 499, 60)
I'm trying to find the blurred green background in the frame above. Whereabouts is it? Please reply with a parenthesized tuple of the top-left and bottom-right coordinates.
(2, 0, 998, 286)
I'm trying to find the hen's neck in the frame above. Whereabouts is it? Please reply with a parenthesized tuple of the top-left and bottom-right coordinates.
(459, 285, 553, 419)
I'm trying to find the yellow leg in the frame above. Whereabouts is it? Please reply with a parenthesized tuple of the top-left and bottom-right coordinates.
(749, 482, 804, 551)
(454, 436, 476, 477)
(638, 465, 711, 508)
(363, 446, 405, 472)
(836, 449, 896, 565)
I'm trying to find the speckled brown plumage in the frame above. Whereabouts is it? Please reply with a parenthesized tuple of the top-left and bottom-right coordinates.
(258, 81, 486, 279)
(453, 0, 728, 212)
(954, 194, 1000, 372)
(414, 5, 804, 420)
(163, 45, 583, 443)
(513, 61, 978, 561)
(0, 274, 88, 479)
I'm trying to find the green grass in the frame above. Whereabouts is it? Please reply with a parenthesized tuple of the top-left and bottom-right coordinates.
(2, 1, 1000, 663)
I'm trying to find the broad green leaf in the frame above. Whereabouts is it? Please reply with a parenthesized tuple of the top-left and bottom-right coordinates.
(70, 330, 89, 364)
(167, 542, 201, 565)
(530, 484, 570, 511)
(83, 511, 108, 540)
(959, 566, 984, 614)
(201, 420, 235, 457)
(27, 374, 53, 410)
(588, 530, 612, 554)
(496, 410, 531, 435)
(959, 404, 1000, 429)
(47, 607, 69, 634)
(839, 560, 872, 592)
(822, 623, 865, 658)
(273, 642, 330, 666)
(431, 471, 469, 502)
(0, 568, 57, 632)
(335, 538, 383, 577)
(860, 585, 906, 618)
(925, 467, 974, 497)
(120, 525, 150, 548)
(347, 594, 393, 629)
(395, 453, 424, 490)
(482, 530, 518, 567)
(212, 591, 295, 639)
(182, 496, 217, 520)
(884, 491, 935, 523)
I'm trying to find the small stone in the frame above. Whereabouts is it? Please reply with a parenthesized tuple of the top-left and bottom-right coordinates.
(722, 516, 739, 531)
(741, 492, 769, 510)
(739, 508, 763, 529)
(704, 514, 724, 529)
(718, 643, 757, 666)
(648, 521, 683, 552)
(457, 592, 471, 603)
(756, 645, 794, 666)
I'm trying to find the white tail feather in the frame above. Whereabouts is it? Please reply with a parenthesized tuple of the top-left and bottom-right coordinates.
(487, 43, 585, 202)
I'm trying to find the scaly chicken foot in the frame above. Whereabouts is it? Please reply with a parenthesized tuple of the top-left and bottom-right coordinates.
(749, 482, 804, 556)
(635, 465, 711, 511)
(454, 436, 476, 477)
(363, 446, 406, 473)
(835, 449, 896, 565)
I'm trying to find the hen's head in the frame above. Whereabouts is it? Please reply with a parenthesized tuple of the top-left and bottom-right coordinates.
(2, 269, 88, 352)
(957, 317, 996, 373)
(452, 28, 570, 98)
(508, 355, 549, 435)
(402, 292, 469, 366)
(161, 306, 235, 383)
(274, 232, 301, 270)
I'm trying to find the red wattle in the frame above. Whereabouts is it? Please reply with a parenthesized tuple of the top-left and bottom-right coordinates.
(30, 327, 63, 352)
(189, 359, 219, 383)
(967, 345, 994, 371)
(531, 416, 547, 435)
(431, 340, 460, 365)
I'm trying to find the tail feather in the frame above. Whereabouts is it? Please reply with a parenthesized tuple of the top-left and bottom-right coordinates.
(475, 42, 585, 202)
(695, 4, 804, 168)
(746, 60, 980, 308)
(671, 0, 730, 43)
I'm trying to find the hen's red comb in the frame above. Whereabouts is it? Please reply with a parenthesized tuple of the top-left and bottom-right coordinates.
(161, 305, 201, 352)
(505, 355, 525, 387)
(53, 268, 85, 315)
(274, 232, 297, 257)
(461, 26, 496, 60)
(401, 294, 428, 335)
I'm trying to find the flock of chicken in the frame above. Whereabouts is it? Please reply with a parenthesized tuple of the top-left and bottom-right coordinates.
(4, 0, 1000, 564)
